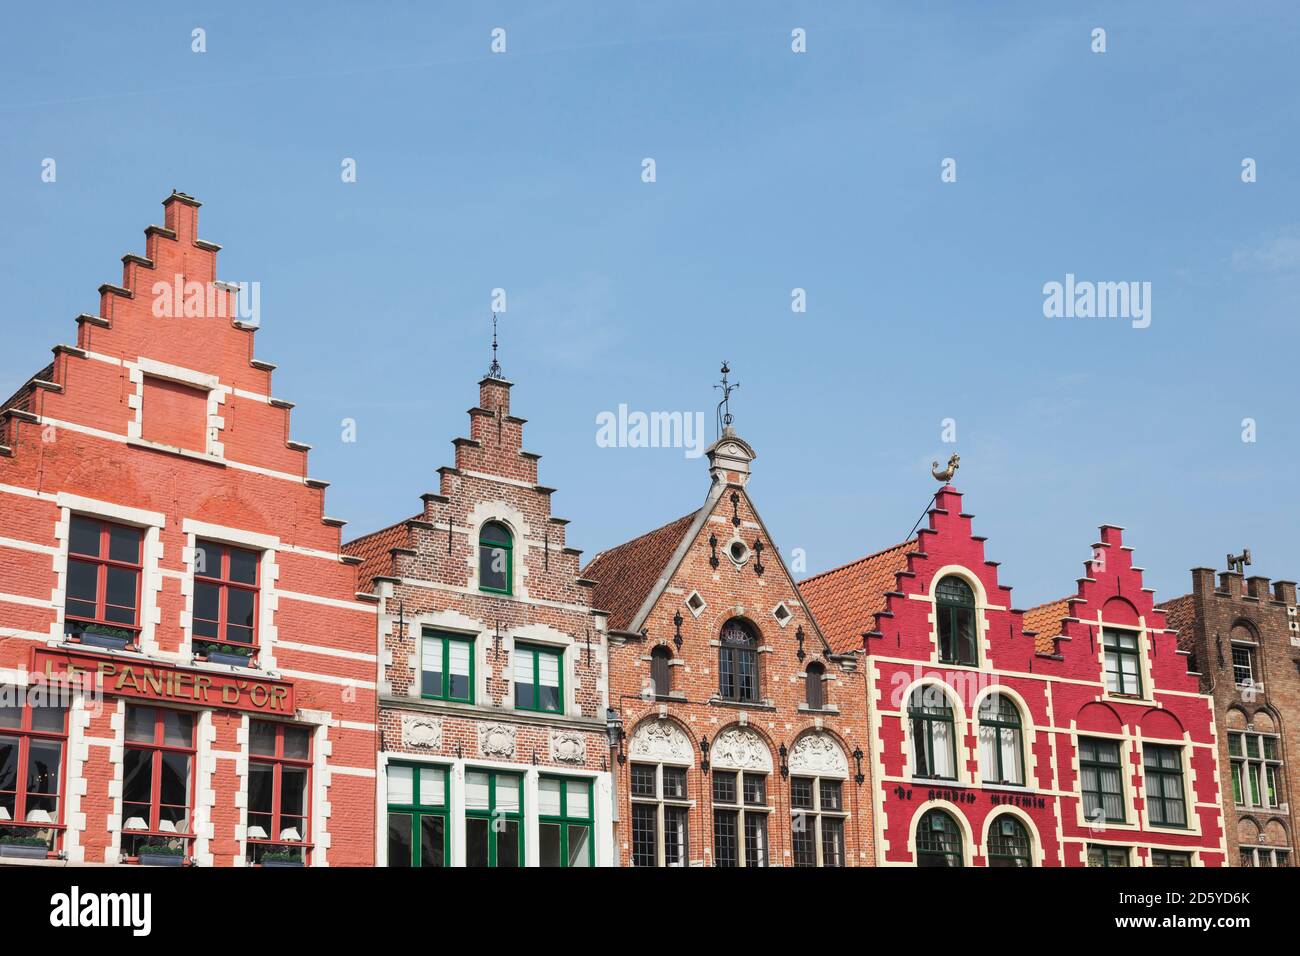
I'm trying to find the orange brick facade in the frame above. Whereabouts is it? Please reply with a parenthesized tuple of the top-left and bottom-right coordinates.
(0, 193, 377, 867)
(585, 430, 874, 866)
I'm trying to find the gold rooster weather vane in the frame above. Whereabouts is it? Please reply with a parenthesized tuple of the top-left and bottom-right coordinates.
(932, 453, 960, 483)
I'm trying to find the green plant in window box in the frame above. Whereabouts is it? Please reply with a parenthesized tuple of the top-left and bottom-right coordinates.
(260, 848, 304, 867)
(137, 841, 186, 867)
(0, 833, 51, 859)
(196, 641, 255, 668)
(72, 623, 136, 651)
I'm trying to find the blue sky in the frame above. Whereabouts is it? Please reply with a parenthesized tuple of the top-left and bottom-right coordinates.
(3, 2, 1299, 608)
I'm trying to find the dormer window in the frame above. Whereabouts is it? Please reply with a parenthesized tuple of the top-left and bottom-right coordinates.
(479, 522, 513, 595)
(1102, 629, 1142, 697)
(935, 576, 977, 666)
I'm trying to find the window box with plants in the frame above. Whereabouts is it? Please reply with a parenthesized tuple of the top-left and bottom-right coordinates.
(0, 833, 50, 860)
(66, 621, 137, 652)
(136, 842, 186, 867)
(259, 848, 305, 868)
(194, 641, 256, 668)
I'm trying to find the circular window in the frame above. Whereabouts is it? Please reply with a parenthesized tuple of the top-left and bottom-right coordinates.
(728, 540, 749, 565)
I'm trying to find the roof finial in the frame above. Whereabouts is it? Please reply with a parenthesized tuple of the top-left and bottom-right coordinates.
(486, 312, 503, 380)
(932, 453, 960, 483)
(1226, 548, 1251, 574)
(714, 361, 739, 438)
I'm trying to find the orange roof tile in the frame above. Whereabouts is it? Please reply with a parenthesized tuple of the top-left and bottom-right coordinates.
(342, 518, 417, 592)
(1021, 597, 1072, 654)
(1156, 593, 1197, 652)
(798, 539, 915, 654)
(582, 512, 699, 632)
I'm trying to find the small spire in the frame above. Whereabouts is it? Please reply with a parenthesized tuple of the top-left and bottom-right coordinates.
(714, 361, 740, 438)
(486, 312, 503, 380)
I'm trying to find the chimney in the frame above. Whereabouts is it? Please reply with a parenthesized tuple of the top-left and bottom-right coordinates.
(1247, 575, 1271, 600)
(1191, 567, 1216, 597)
(706, 428, 755, 487)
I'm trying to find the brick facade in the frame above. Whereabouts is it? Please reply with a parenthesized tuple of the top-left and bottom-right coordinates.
(585, 429, 874, 867)
(1159, 566, 1299, 866)
(344, 375, 613, 867)
(801, 484, 1227, 866)
(0, 193, 378, 867)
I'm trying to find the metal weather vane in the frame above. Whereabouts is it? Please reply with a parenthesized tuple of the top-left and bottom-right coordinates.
(486, 312, 503, 380)
(714, 361, 739, 438)
(932, 453, 960, 483)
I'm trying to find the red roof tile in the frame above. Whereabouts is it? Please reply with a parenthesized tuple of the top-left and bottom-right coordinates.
(1156, 593, 1197, 652)
(582, 512, 699, 632)
(0, 362, 54, 418)
(342, 518, 417, 592)
(798, 540, 915, 654)
(1021, 597, 1072, 654)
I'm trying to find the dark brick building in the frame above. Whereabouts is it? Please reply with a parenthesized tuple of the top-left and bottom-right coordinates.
(1160, 562, 1299, 866)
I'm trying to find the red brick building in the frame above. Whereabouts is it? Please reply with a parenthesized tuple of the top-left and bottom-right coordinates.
(801, 482, 1226, 867)
(584, 425, 874, 867)
(1160, 562, 1299, 866)
(0, 193, 378, 867)
(344, 373, 613, 867)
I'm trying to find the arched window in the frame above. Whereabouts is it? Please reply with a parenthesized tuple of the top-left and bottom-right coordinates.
(987, 815, 1032, 867)
(935, 575, 977, 665)
(909, 686, 957, 780)
(718, 619, 759, 703)
(916, 809, 963, 867)
(478, 522, 512, 595)
(650, 645, 672, 698)
(978, 694, 1024, 785)
(805, 662, 826, 710)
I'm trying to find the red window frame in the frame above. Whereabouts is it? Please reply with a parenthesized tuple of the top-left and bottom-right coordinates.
(121, 706, 196, 856)
(0, 698, 69, 850)
(192, 539, 260, 653)
(246, 720, 313, 864)
(64, 517, 144, 634)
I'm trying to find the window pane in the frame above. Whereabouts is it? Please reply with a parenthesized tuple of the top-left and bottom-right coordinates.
(276, 726, 307, 760)
(820, 780, 842, 811)
(422, 635, 445, 697)
(538, 778, 562, 816)
(496, 820, 521, 867)
(539, 821, 562, 867)
(713, 771, 737, 805)
(226, 588, 255, 634)
(228, 548, 258, 585)
(0, 702, 21, 729)
(465, 818, 489, 867)
(69, 517, 101, 556)
(744, 813, 769, 867)
(665, 806, 688, 866)
(159, 752, 190, 808)
(567, 825, 591, 866)
(108, 525, 141, 564)
(29, 705, 67, 734)
(388, 765, 414, 805)
(631, 804, 657, 867)
(630, 764, 656, 798)
(713, 809, 738, 866)
(791, 777, 814, 810)
(448, 640, 471, 700)
(743, 773, 767, 806)
(792, 817, 816, 866)
(280, 768, 308, 819)
(663, 766, 687, 799)
(104, 566, 138, 615)
(25, 741, 61, 801)
(66, 560, 98, 605)
(465, 772, 490, 810)
(162, 710, 193, 747)
(567, 780, 590, 818)
(495, 776, 520, 813)
(247, 763, 274, 816)
(419, 815, 445, 867)
(250, 721, 277, 756)
(387, 813, 413, 867)
(122, 749, 153, 806)
(419, 767, 445, 807)
(479, 545, 508, 591)
(125, 707, 155, 743)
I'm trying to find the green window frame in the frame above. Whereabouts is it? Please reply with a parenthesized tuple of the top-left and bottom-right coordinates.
(987, 814, 1033, 867)
(1102, 628, 1143, 697)
(478, 522, 513, 595)
(386, 763, 448, 867)
(420, 630, 474, 703)
(513, 643, 563, 713)
(464, 769, 523, 867)
(978, 694, 1024, 785)
(538, 776, 594, 867)
(1087, 844, 1130, 867)
(935, 575, 977, 666)
(1143, 744, 1187, 828)
(915, 808, 963, 867)
(908, 686, 957, 780)
(1079, 737, 1126, 823)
